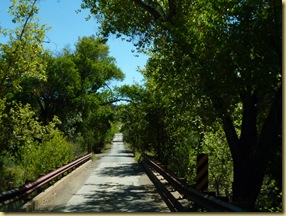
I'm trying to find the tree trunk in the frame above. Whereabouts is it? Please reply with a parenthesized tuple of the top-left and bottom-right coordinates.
(231, 155, 255, 209)
(219, 87, 281, 210)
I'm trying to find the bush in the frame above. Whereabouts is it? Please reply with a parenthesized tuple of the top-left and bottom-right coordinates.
(0, 101, 74, 192)
(19, 130, 74, 181)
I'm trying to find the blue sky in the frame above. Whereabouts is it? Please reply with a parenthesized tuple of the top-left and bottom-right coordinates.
(0, 0, 149, 87)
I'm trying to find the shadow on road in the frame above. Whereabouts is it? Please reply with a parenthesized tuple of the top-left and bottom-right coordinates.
(97, 163, 145, 178)
(53, 183, 165, 212)
(48, 162, 169, 212)
(104, 154, 134, 158)
(119, 149, 133, 154)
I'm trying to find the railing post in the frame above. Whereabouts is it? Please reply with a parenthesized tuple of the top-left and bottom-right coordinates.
(195, 154, 208, 192)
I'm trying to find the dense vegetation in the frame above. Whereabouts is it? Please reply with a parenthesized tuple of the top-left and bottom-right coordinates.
(0, 0, 123, 192)
(81, 0, 282, 211)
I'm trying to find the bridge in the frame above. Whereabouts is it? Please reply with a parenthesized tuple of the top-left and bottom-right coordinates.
(0, 133, 245, 212)
(30, 133, 169, 212)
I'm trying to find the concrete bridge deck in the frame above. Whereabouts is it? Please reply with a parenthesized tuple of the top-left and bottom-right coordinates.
(35, 133, 169, 212)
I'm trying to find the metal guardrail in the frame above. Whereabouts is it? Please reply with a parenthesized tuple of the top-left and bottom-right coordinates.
(141, 154, 247, 212)
(0, 153, 92, 207)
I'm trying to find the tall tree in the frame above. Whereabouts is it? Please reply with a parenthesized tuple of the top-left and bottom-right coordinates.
(82, 0, 282, 210)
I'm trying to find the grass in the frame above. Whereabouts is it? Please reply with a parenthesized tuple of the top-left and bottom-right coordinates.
(102, 142, 112, 153)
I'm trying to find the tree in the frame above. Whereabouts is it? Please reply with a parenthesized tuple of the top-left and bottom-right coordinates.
(74, 36, 124, 95)
(68, 36, 124, 152)
(0, 0, 125, 194)
(0, 0, 76, 193)
(18, 36, 125, 153)
(82, 0, 282, 210)
(0, 0, 48, 98)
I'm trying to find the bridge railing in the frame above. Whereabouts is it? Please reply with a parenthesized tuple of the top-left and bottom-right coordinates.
(0, 153, 91, 209)
(141, 154, 246, 212)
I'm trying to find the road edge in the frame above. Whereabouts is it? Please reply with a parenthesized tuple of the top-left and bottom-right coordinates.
(21, 160, 92, 212)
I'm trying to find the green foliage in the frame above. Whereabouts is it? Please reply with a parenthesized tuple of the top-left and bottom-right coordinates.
(16, 35, 125, 156)
(0, 101, 74, 191)
(256, 177, 282, 212)
(0, 1, 124, 195)
(19, 130, 73, 180)
(104, 121, 121, 144)
(74, 35, 124, 93)
(202, 124, 233, 198)
(117, 84, 199, 182)
(0, 0, 48, 96)
(51, 36, 124, 152)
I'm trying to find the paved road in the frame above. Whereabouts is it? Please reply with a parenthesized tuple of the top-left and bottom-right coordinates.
(38, 133, 169, 212)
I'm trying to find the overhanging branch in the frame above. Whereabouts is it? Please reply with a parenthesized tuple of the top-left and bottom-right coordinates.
(132, 0, 162, 21)
(99, 98, 134, 106)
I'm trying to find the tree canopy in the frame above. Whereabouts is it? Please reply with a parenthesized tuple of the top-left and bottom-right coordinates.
(82, 0, 282, 210)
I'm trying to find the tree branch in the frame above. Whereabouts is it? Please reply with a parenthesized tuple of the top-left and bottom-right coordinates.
(132, 0, 162, 21)
(211, 95, 240, 160)
(18, 0, 38, 41)
(99, 98, 133, 106)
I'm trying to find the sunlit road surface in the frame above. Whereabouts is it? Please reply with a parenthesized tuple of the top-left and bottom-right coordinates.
(61, 133, 169, 212)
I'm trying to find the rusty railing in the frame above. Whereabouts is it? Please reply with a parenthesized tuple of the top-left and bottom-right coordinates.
(0, 153, 92, 207)
(141, 154, 246, 212)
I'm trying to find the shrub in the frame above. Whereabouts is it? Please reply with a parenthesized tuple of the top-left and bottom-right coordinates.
(0, 101, 74, 192)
